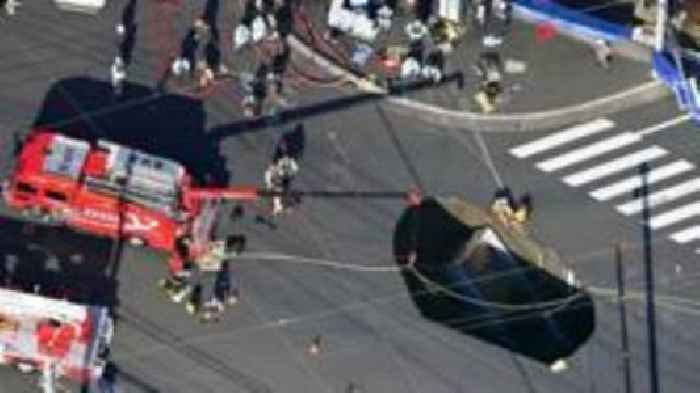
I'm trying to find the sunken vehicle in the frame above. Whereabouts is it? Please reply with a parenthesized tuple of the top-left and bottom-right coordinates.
(393, 196, 595, 366)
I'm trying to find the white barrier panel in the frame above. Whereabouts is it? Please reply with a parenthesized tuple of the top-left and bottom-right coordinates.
(54, 0, 106, 15)
(0, 288, 86, 322)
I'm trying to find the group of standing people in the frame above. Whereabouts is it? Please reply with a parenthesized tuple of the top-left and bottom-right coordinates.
(108, 0, 294, 116)
(160, 234, 244, 323)
(167, 14, 228, 93)
(158, 123, 304, 322)
(235, 0, 293, 117)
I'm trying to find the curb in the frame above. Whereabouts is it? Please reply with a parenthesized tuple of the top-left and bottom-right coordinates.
(290, 36, 670, 131)
(382, 80, 669, 131)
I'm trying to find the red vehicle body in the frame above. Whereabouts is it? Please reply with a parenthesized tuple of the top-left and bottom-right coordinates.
(0, 287, 113, 388)
(2, 130, 259, 257)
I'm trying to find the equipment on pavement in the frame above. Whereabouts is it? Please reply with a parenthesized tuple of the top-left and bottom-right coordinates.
(0, 287, 113, 393)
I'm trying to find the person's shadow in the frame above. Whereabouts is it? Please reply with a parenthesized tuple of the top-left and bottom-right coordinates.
(202, 0, 220, 41)
(120, 24, 138, 66)
(119, 0, 139, 66)
(121, 0, 137, 28)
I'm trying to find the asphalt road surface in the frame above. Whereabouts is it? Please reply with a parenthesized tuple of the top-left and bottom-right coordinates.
(1, 2, 700, 393)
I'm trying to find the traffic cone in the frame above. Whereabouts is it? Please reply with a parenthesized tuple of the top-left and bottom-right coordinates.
(406, 187, 422, 207)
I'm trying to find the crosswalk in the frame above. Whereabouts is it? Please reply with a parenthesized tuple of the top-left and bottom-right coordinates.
(508, 115, 700, 253)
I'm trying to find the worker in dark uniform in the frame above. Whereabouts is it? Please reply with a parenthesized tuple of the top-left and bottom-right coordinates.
(159, 237, 196, 304)
(200, 259, 240, 322)
(197, 235, 246, 322)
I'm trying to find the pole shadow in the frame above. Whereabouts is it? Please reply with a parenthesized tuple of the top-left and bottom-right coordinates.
(393, 198, 595, 365)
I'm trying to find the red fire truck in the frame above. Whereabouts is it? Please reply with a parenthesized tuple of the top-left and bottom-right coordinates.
(2, 130, 260, 263)
(0, 287, 113, 393)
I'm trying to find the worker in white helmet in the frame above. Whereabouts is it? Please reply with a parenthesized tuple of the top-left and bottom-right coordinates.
(264, 152, 299, 216)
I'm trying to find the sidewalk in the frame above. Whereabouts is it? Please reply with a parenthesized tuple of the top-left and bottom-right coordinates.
(293, 1, 656, 115)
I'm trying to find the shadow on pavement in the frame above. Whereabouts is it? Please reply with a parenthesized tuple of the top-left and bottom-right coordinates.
(393, 198, 595, 365)
(209, 91, 383, 139)
(273, 123, 305, 161)
(0, 215, 118, 311)
(32, 77, 230, 185)
(207, 70, 463, 139)
(555, 0, 635, 25)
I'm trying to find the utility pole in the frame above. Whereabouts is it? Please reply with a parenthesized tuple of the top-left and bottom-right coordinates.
(638, 162, 660, 393)
(615, 243, 633, 393)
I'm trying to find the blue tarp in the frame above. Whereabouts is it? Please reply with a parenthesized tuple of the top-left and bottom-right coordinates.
(514, 0, 632, 41)
(653, 50, 700, 121)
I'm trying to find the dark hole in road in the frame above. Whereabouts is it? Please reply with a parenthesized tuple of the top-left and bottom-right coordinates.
(32, 77, 230, 186)
(393, 198, 595, 365)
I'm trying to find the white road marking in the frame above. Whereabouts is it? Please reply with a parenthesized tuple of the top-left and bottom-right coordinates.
(637, 114, 691, 136)
(590, 160, 695, 201)
(509, 118, 614, 158)
(536, 132, 640, 172)
(563, 147, 667, 187)
(670, 226, 700, 244)
(616, 178, 700, 215)
(650, 201, 700, 229)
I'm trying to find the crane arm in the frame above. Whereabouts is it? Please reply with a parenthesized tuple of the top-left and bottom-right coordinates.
(188, 186, 261, 201)
(187, 186, 422, 204)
